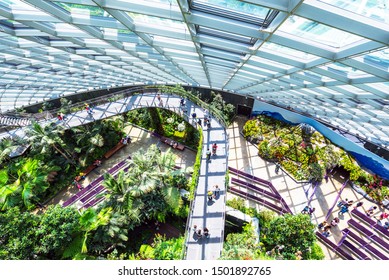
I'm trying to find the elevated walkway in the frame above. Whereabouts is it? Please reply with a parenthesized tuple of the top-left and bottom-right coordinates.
(0, 92, 228, 260)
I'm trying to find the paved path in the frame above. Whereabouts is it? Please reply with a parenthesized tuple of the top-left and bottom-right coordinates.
(184, 105, 228, 260)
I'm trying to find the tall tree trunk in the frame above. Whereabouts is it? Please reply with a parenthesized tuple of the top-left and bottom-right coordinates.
(52, 144, 75, 165)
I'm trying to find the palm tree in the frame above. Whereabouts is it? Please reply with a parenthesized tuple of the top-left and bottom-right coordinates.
(26, 122, 74, 164)
(102, 145, 183, 223)
(78, 207, 112, 253)
(71, 124, 104, 165)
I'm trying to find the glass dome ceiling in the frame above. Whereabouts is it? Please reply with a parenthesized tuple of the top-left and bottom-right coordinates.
(0, 0, 388, 146)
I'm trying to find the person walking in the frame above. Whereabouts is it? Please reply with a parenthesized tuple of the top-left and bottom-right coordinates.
(366, 205, 377, 216)
(206, 148, 211, 161)
(203, 227, 210, 239)
(213, 185, 220, 197)
(212, 143, 217, 156)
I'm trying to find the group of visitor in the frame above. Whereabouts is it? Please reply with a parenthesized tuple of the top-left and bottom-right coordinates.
(337, 198, 353, 215)
(85, 103, 94, 116)
(192, 225, 210, 240)
(318, 217, 340, 238)
(57, 112, 67, 122)
(207, 184, 220, 201)
(301, 205, 315, 216)
(120, 135, 131, 145)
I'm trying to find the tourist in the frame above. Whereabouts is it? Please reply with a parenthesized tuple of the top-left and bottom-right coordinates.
(196, 229, 202, 239)
(384, 222, 389, 230)
(366, 205, 377, 216)
(204, 117, 208, 127)
(57, 113, 63, 121)
(93, 159, 102, 166)
(206, 148, 211, 161)
(301, 205, 310, 214)
(180, 97, 185, 106)
(197, 118, 202, 126)
(322, 228, 330, 238)
(191, 112, 197, 119)
(275, 163, 280, 174)
(380, 195, 389, 208)
(338, 204, 349, 215)
(331, 217, 340, 226)
(323, 224, 332, 231)
(308, 207, 316, 216)
(203, 227, 210, 239)
(157, 93, 161, 101)
(318, 221, 328, 230)
(354, 201, 363, 209)
(376, 212, 389, 221)
(213, 185, 220, 197)
(207, 190, 214, 201)
(192, 225, 197, 232)
(212, 143, 217, 155)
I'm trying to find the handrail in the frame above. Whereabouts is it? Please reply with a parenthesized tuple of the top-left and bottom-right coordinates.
(38, 86, 145, 120)
(182, 125, 203, 259)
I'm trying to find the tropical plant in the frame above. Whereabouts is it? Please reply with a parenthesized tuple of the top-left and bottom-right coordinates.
(0, 158, 55, 210)
(220, 223, 266, 260)
(34, 205, 80, 258)
(261, 214, 316, 260)
(26, 122, 74, 164)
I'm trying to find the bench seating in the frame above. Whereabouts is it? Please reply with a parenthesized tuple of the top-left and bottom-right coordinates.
(315, 232, 354, 260)
(364, 243, 388, 260)
(373, 224, 389, 240)
(160, 136, 185, 151)
(345, 224, 389, 260)
(370, 235, 389, 252)
(229, 186, 285, 214)
(341, 239, 371, 260)
(342, 228, 368, 246)
(350, 208, 377, 226)
(231, 177, 281, 200)
(348, 219, 375, 237)
(104, 142, 126, 159)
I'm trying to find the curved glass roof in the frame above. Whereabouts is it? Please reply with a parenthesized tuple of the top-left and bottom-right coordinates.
(0, 0, 388, 147)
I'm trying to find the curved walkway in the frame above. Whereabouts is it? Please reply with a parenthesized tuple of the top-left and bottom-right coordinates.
(0, 92, 228, 260)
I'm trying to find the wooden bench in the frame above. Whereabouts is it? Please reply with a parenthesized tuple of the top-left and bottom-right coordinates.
(341, 239, 371, 260)
(315, 232, 354, 260)
(350, 208, 376, 226)
(160, 136, 185, 151)
(348, 219, 375, 238)
(104, 142, 126, 159)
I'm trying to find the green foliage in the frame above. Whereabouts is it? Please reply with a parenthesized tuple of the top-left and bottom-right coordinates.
(226, 198, 276, 228)
(242, 119, 261, 138)
(34, 205, 80, 258)
(189, 127, 203, 200)
(152, 235, 184, 260)
(0, 206, 80, 260)
(220, 223, 266, 260)
(306, 242, 325, 260)
(0, 158, 54, 210)
(262, 214, 316, 260)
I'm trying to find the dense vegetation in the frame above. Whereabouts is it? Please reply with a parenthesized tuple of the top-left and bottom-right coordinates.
(0, 145, 189, 260)
(243, 115, 388, 202)
(225, 198, 324, 260)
